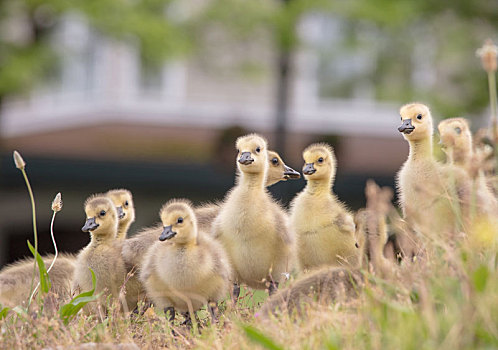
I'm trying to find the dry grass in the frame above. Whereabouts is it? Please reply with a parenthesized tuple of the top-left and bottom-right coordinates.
(1, 233, 497, 350)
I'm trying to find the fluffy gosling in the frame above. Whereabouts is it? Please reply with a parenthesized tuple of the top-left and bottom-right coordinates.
(290, 143, 359, 271)
(72, 196, 128, 311)
(140, 199, 230, 322)
(212, 134, 294, 297)
(397, 103, 471, 237)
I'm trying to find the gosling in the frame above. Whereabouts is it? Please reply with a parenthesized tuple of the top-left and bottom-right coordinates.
(438, 118, 498, 217)
(290, 143, 359, 271)
(72, 195, 128, 310)
(397, 103, 470, 236)
(106, 189, 135, 240)
(140, 199, 230, 322)
(212, 134, 294, 296)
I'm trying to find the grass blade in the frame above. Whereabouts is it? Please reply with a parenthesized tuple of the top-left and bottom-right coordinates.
(59, 268, 100, 325)
(27, 240, 51, 293)
(0, 304, 10, 319)
(241, 324, 284, 350)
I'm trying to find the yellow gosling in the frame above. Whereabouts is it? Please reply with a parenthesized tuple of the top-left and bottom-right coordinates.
(140, 199, 230, 323)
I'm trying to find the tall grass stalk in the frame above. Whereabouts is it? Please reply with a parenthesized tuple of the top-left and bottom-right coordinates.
(29, 193, 62, 304)
(13, 150, 39, 308)
(488, 71, 497, 136)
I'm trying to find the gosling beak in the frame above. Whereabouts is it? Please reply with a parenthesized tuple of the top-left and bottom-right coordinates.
(82, 217, 99, 232)
(238, 152, 254, 165)
(303, 163, 316, 175)
(116, 206, 126, 219)
(283, 164, 301, 180)
(159, 225, 177, 241)
(398, 119, 415, 134)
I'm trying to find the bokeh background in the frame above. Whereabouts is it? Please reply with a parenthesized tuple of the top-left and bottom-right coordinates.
(0, 0, 496, 266)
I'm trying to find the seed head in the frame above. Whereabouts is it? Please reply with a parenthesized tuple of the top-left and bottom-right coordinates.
(13, 150, 26, 170)
(476, 39, 498, 73)
(51, 192, 63, 212)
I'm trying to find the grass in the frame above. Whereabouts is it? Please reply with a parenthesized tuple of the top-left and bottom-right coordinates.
(1, 238, 497, 349)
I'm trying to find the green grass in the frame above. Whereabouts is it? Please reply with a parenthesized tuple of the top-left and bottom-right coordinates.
(1, 241, 497, 349)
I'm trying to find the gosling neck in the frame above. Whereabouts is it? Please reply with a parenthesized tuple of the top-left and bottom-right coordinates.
(173, 237, 198, 248)
(453, 149, 472, 169)
(239, 170, 266, 191)
(408, 136, 433, 162)
(90, 232, 115, 245)
(117, 220, 131, 240)
(305, 176, 333, 196)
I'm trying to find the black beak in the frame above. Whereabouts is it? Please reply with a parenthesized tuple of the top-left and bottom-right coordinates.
(283, 164, 301, 180)
(303, 163, 316, 175)
(116, 206, 125, 219)
(82, 217, 99, 232)
(159, 225, 177, 241)
(398, 119, 415, 134)
(238, 152, 254, 165)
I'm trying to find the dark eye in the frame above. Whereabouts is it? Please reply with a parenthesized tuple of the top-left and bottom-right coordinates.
(99, 210, 106, 217)
(256, 147, 261, 153)
(318, 157, 324, 163)
(417, 114, 422, 120)
(236, 149, 240, 154)
(271, 157, 279, 165)
(455, 127, 461, 134)
(124, 200, 129, 207)
(177, 217, 183, 224)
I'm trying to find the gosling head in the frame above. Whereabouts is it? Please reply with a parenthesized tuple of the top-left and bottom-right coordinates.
(398, 103, 433, 142)
(266, 150, 300, 186)
(106, 189, 135, 224)
(437, 118, 472, 163)
(235, 134, 268, 175)
(82, 196, 118, 239)
(159, 199, 197, 245)
(301, 143, 336, 182)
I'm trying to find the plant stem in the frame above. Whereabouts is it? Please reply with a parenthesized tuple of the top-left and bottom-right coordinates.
(21, 168, 38, 308)
(488, 71, 497, 140)
(29, 211, 58, 304)
(47, 211, 58, 274)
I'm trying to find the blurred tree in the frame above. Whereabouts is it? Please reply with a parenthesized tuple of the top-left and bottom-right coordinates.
(0, 0, 190, 144)
(191, 0, 498, 146)
(1, 0, 497, 148)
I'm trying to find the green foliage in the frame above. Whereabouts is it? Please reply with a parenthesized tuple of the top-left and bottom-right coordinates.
(0, 43, 55, 96)
(241, 324, 284, 350)
(27, 240, 51, 294)
(472, 265, 489, 292)
(0, 304, 10, 319)
(0, 0, 190, 97)
(58, 268, 100, 325)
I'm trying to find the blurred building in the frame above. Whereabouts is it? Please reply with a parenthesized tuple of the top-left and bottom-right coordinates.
(0, 13, 407, 266)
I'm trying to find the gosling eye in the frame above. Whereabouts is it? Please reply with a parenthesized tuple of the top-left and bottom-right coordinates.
(455, 127, 462, 134)
(318, 157, 324, 163)
(99, 210, 106, 217)
(124, 200, 129, 207)
(416, 114, 422, 120)
(256, 147, 261, 153)
(271, 157, 279, 165)
(236, 149, 240, 154)
(177, 217, 184, 224)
